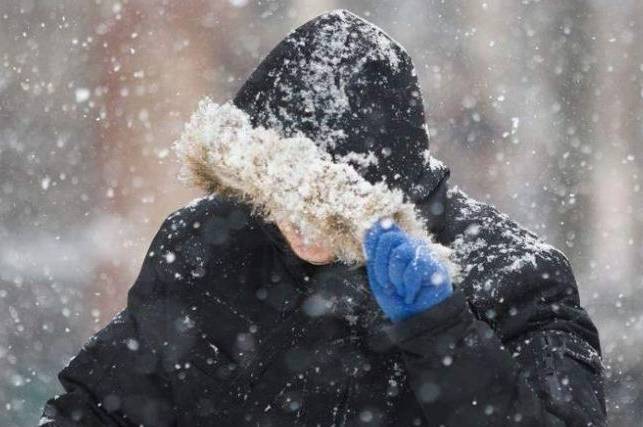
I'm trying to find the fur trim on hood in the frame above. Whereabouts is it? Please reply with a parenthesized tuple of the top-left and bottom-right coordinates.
(174, 99, 459, 280)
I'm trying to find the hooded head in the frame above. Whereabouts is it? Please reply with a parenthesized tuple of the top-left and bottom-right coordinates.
(234, 9, 448, 202)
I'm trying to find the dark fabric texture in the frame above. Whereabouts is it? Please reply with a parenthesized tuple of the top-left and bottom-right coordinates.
(42, 9, 605, 427)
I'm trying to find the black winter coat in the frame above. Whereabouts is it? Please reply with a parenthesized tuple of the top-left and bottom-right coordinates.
(41, 181, 605, 427)
(41, 10, 605, 427)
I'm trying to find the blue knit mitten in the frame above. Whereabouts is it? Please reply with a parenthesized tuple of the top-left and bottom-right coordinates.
(363, 220, 453, 322)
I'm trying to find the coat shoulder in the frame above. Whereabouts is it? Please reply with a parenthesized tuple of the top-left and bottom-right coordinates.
(128, 194, 272, 315)
(444, 187, 573, 281)
(441, 186, 603, 384)
(146, 195, 268, 282)
(442, 187, 585, 337)
(159, 195, 261, 248)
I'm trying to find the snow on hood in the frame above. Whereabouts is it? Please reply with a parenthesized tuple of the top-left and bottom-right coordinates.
(173, 99, 459, 281)
(233, 9, 449, 202)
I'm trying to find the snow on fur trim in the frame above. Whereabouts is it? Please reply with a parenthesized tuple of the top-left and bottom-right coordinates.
(174, 98, 459, 279)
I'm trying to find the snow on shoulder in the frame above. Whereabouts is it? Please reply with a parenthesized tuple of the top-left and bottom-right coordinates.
(173, 98, 458, 279)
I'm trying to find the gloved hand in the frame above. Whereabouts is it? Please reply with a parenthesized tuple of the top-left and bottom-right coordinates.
(363, 219, 453, 322)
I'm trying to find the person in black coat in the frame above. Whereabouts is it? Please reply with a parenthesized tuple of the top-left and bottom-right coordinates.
(41, 10, 605, 427)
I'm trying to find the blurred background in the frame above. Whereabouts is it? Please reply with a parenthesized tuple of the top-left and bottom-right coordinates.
(0, 1, 641, 425)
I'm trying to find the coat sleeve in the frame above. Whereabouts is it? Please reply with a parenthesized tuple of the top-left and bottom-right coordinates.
(40, 228, 176, 426)
(385, 269, 606, 426)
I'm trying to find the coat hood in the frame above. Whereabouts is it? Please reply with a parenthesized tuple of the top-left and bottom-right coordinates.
(233, 9, 448, 202)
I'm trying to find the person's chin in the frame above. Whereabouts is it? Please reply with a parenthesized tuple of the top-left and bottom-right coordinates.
(295, 248, 332, 265)
(307, 257, 332, 265)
